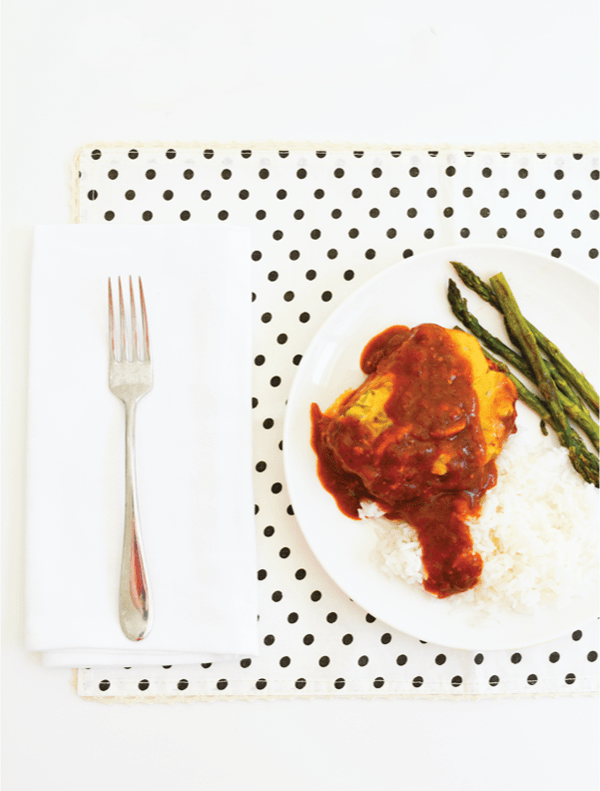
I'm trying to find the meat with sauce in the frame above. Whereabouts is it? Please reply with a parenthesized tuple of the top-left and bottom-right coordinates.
(310, 323, 518, 598)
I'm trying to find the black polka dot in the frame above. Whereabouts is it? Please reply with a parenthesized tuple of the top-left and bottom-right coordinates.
(292, 354, 302, 365)
(314, 189, 325, 199)
(342, 633, 353, 645)
(572, 630, 583, 640)
(218, 210, 229, 221)
(334, 678, 346, 689)
(565, 673, 576, 685)
(390, 187, 400, 197)
(319, 656, 330, 667)
(289, 250, 300, 260)
(572, 190, 582, 200)
(142, 211, 153, 221)
(326, 612, 338, 623)
(535, 189, 545, 198)
(445, 166, 456, 176)
(368, 207, 379, 217)
(591, 170, 599, 180)
(273, 230, 283, 240)
(489, 675, 500, 686)
(299, 312, 310, 323)
(348, 228, 359, 238)
(180, 210, 190, 221)
(365, 613, 376, 623)
(572, 228, 581, 238)
(460, 228, 470, 238)
(254, 355, 265, 365)
(321, 291, 332, 302)
(201, 190, 211, 200)
(262, 418, 274, 429)
(287, 612, 298, 623)
(303, 634, 314, 645)
(365, 248, 376, 259)
(371, 167, 382, 177)
(295, 678, 306, 689)
(271, 482, 282, 494)
(104, 211, 115, 221)
(482, 168, 492, 178)
(443, 207, 453, 217)
(293, 209, 304, 220)
(474, 653, 484, 665)
(554, 208, 563, 218)
(91, 149, 102, 160)
(451, 676, 462, 687)
(554, 169, 564, 180)
(435, 654, 446, 665)
(463, 187, 473, 197)
(497, 227, 507, 238)
(279, 656, 291, 668)
(403, 249, 413, 258)
(295, 569, 306, 580)
(263, 525, 274, 537)
(424, 228, 434, 239)
(296, 168, 307, 179)
(511, 652, 522, 664)
(108, 169, 118, 180)
(590, 248, 599, 259)
(380, 633, 392, 645)
(310, 229, 321, 239)
(518, 168, 528, 179)
(407, 207, 417, 218)
(270, 376, 281, 387)
(334, 168, 345, 178)
(587, 651, 598, 662)
(409, 167, 419, 177)
(387, 228, 397, 238)
(527, 674, 537, 685)
(412, 676, 424, 688)
(396, 654, 407, 666)
(499, 188, 509, 198)
(259, 168, 270, 179)
(183, 169, 194, 180)
(177, 679, 189, 690)
(99, 679, 110, 691)
(277, 189, 287, 199)
(257, 568, 267, 580)
(256, 678, 267, 690)
(516, 208, 526, 218)
(263, 634, 275, 645)
(343, 270, 355, 281)
(549, 652, 560, 662)
(240, 657, 252, 668)
(358, 655, 369, 666)
(373, 677, 385, 688)
(261, 312, 272, 323)
(256, 209, 266, 219)
(138, 679, 150, 691)
(239, 189, 249, 199)
(352, 188, 363, 198)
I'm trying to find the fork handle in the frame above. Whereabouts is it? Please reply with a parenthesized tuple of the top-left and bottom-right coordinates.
(119, 400, 153, 641)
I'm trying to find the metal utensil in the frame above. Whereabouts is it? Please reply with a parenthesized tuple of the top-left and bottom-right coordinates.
(108, 276, 153, 641)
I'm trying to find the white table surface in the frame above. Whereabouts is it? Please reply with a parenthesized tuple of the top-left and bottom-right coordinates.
(2, 0, 598, 789)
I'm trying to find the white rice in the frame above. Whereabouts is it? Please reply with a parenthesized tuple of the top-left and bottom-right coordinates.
(362, 424, 598, 615)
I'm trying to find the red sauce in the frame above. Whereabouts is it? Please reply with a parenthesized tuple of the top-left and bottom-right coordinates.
(310, 324, 512, 598)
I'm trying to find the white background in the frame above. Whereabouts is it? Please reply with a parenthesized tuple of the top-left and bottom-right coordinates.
(2, 0, 598, 789)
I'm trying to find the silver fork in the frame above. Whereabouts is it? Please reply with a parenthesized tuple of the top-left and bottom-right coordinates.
(109, 276, 153, 641)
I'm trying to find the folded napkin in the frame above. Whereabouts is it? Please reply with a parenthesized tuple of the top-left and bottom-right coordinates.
(26, 224, 259, 667)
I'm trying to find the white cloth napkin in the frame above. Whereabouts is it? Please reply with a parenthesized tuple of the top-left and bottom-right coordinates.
(25, 224, 259, 667)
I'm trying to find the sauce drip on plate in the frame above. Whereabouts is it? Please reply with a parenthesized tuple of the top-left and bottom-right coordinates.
(310, 324, 518, 598)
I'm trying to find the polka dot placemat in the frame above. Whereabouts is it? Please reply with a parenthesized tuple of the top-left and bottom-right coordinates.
(74, 143, 598, 701)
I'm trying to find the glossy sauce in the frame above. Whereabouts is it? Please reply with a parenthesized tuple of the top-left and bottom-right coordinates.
(310, 324, 515, 598)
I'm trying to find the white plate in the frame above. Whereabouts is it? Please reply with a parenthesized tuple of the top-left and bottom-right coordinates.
(283, 245, 599, 651)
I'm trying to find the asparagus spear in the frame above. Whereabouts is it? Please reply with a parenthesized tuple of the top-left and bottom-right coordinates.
(448, 279, 599, 451)
(450, 261, 599, 415)
(489, 272, 586, 479)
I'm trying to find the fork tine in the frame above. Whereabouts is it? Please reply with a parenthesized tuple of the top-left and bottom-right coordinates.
(108, 278, 116, 360)
(139, 277, 150, 361)
(129, 276, 138, 361)
(118, 276, 127, 362)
